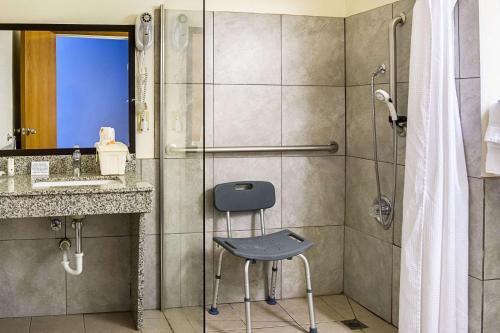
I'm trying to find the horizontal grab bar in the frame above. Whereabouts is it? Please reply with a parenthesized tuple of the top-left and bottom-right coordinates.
(166, 142, 339, 154)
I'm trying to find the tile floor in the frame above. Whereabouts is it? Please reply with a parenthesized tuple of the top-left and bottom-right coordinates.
(0, 295, 397, 333)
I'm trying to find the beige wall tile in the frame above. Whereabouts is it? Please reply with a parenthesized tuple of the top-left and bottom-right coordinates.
(392, 163, 406, 248)
(282, 15, 345, 86)
(469, 177, 484, 279)
(164, 84, 205, 151)
(205, 12, 214, 84)
(163, 233, 213, 307)
(0, 217, 65, 240)
(395, 83, 408, 165)
(459, 78, 482, 178)
(164, 157, 212, 233)
(485, 178, 500, 279)
(180, 233, 213, 307)
(214, 12, 281, 84)
(205, 85, 214, 148)
(214, 85, 281, 147)
(483, 279, 500, 333)
(344, 227, 392, 322)
(282, 156, 345, 228)
(282, 86, 345, 152)
(346, 5, 392, 86)
(282, 226, 344, 298)
(164, 10, 206, 84)
(163, 234, 182, 308)
(392, 0, 415, 83)
(469, 276, 483, 333)
(0, 239, 66, 317)
(459, 0, 480, 78)
(392, 245, 400, 327)
(67, 237, 131, 314)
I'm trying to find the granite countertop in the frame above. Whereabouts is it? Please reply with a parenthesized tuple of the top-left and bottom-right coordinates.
(0, 173, 153, 197)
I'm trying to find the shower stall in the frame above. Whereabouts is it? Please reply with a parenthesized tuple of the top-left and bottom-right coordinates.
(158, 2, 406, 331)
(157, 1, 478, 331)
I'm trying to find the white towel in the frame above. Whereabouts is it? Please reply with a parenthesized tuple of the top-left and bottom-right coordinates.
(485, 105, 500, 175)
(99, 127, 115, 145)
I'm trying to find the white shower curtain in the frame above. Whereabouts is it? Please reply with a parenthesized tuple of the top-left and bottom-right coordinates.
(399, 0, 469, 332)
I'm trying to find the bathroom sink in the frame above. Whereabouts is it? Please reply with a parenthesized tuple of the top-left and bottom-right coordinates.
(32, 178, 122, 189)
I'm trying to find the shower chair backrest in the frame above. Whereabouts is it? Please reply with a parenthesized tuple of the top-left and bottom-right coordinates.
(214, 181, 276, 238)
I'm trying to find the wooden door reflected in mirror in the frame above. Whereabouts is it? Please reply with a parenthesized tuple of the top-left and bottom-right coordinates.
(20, 30, 57, 149)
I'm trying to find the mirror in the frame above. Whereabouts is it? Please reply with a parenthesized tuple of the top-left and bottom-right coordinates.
(0, 25, 135, 154)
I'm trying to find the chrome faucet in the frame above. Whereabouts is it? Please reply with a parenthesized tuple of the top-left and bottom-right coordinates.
(6, 133, 16, 149)
(72, 145, 81, 177)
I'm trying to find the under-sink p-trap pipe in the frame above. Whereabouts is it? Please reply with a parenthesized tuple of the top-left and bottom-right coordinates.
(59, 216, 85, 276)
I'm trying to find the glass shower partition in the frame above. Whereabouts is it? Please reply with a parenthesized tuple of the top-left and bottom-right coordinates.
(160, 1, 208, 331)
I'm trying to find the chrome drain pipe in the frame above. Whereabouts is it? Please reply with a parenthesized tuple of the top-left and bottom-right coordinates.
(59, 216, 85, 276)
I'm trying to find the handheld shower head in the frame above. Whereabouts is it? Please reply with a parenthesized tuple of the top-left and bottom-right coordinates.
(375, 89, 390, 102)
(375, 89, 398, 122)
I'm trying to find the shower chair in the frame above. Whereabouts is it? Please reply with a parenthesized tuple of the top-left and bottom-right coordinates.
(208, 181, 318, 333)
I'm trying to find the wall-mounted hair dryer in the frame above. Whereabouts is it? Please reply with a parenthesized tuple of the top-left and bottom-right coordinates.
(375, 89, 399, 123)
(136, 13, 153, 51)
(135, 12, 153, 133)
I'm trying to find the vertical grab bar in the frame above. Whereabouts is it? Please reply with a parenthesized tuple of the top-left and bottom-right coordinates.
(389, 13, 406, 111)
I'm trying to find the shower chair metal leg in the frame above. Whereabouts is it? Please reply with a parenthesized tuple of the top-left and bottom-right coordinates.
(298, 254, 318, 333)
(244, 259, 252, 333)
(266, 260, 278, 305)
(209, 249, 226, 315)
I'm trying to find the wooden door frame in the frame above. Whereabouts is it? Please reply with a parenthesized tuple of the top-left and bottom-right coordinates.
(0, 23, 136, 156)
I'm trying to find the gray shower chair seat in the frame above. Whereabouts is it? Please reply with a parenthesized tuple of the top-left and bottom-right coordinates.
(213, 229, 313, 261)
(208, 181, 318, 333)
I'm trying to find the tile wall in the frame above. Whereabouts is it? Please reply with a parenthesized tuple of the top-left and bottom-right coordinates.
(344, 0, 412, 325)
(161, 10, 346, 308)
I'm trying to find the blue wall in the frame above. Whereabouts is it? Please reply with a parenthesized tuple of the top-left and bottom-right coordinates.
(56, 36, 129, 148)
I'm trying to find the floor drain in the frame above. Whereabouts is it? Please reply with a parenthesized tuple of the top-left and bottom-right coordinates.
(341, 319, 368, 330)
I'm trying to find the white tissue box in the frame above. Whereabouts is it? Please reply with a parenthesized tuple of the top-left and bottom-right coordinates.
(96, 142, 128, 175)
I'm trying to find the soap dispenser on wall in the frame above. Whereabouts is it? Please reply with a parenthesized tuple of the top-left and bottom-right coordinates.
(135, 12, 153, 133)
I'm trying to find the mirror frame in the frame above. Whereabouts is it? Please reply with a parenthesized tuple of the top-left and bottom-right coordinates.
(0, 23, 136, 156)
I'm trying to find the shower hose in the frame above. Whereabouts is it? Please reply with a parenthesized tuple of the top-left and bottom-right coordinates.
(370, 72, 398, 229)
